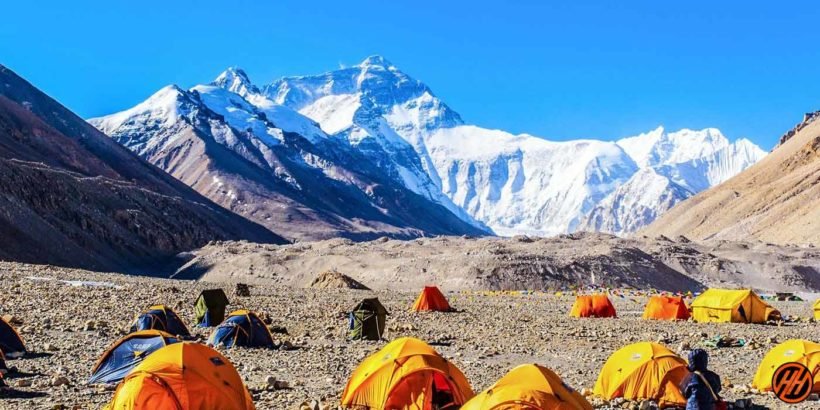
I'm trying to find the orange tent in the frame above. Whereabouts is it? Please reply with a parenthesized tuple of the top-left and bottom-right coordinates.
(570, 294, 616, 318)
(412, 286, 452, 312)
(642, 296, 690, 321)
(461, 364, 592, 410)
(104, 342, 254, 409)
(341, 337, 473, 409)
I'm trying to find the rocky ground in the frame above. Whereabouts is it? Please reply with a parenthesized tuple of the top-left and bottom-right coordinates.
(0, 262, 818, 409)
(175, 233, 820, 293)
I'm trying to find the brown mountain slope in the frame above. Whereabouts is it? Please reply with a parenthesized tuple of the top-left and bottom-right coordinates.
(0, 64, 284, 273)
(642, 113, 820, 245)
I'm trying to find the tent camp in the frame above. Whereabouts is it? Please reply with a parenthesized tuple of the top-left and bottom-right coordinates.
(594, 342, 687, 407)
(570, 294, 617, 318)
(89, 330, 180, 384)
(130, 305, 191, 337)
(349, 298, 388, 341)
(341, 337, 474, 409)
(691, 289, 780, 323)
(195, 289, 230, 327)
(208, 310, 275, 349)
(642, 296, 690, 321)
(412, 286, 452, 312)
(814, 299, 820, 320)
(104, 342, 255, 410)
(0, 316, 25, 358)
(461, 364, 592, 410)
(752, 339, 820, 393)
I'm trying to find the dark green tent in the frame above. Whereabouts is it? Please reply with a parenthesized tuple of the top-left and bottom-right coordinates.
(195, 289, 230, 327)
(348, 298, 388, 341)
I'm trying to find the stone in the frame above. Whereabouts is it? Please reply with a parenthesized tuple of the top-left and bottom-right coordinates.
(51, 376, 70, 387)
(15, 378, 32, 387)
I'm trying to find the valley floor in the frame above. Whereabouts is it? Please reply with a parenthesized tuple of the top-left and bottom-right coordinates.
(0, 262, 818, 409)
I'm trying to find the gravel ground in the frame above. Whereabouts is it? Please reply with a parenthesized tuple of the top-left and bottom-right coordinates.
(0, 262, 818, 410)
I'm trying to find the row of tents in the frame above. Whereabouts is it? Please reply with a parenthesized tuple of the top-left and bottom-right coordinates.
(340, 336, 820, 409)
(571, 289, 818, 323)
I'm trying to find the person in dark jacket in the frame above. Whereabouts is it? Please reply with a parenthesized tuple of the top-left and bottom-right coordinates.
(680, 349, 722, 410)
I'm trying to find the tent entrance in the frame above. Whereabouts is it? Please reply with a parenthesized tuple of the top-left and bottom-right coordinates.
(384, 369, 463, 410)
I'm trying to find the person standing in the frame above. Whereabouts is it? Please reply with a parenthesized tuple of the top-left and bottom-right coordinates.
(680, 348, 724, 410)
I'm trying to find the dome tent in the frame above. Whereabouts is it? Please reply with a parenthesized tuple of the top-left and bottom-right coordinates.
(412, 286, 452, 312)
(594, 342, 687, 407)
(461, 363, 592, 410)
(0, 316, 25, 358)
(104, 342, 255, 410)
(341, 337, 474, 409)
(348, 298, 388, 341)
(89, 330, 180, 384)
(691, 289, 779, 323)
(752, 339, 820, 393)
(195, 289, 230, 327)
(130, 304, 191, 337)
(208, 310, 275, 349)
(642, 295, 690, 321)
(570, 294, 616, 318)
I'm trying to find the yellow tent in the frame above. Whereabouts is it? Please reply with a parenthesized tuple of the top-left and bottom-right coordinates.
(104, 342, 255, 410)
(461, 364, 592, 410)
(341, 337, 474, 409)
(814, 299, 820, 320)
(594, 342, 687, 406)
(690, 289, 779, 323)
(752, 339, 820, 393)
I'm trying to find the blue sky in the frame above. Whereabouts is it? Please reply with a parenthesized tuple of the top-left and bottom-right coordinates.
(2, 1, 818, 149)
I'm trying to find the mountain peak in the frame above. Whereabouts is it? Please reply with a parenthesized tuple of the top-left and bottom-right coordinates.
(213, 66, 258, 95)
(359, 55, 393, 68)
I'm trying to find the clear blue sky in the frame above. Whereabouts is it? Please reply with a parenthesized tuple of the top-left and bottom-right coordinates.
(2, 1, 818, 149)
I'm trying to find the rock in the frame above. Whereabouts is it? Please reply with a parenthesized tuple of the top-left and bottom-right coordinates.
(808, 393, 819, 401)
(51, 376, 70, 387)
(235, 283, 251, 297)
(638, 400, 652, 410)
(83, 320, 96, 331)
(15, 379, 32, 387)
(44, 342, 59, 351)
(265, 376, 277, 388)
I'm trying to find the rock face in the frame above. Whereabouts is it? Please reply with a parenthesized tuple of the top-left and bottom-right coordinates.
(642, 113, 820, 246)
(174, 234, 820, 293)
(0, 64, 283, 273)
(91, 72, 490, 242)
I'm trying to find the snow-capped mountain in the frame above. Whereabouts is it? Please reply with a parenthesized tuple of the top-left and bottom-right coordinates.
(580, 129, 767, 235)
(92, 56, 767, 238)
(90, 70, 490, 242)
(262, 56, 766, 236)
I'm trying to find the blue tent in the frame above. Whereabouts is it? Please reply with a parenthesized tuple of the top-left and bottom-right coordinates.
(88, 330, 179, 384)
(129, 305, 190, 337)
(0, 317, 25, 358)
(208, 310, 274, 348)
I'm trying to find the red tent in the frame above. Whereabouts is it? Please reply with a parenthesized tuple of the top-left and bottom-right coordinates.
(412, 286, 452, 312)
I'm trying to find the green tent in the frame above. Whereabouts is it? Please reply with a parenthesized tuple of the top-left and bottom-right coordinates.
(195, 289, 230, 327)
(348, 298, 388, 341)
